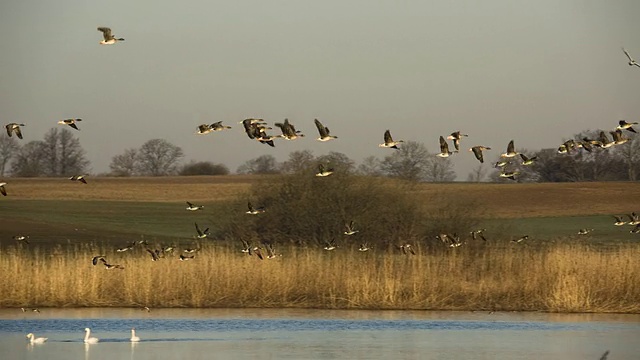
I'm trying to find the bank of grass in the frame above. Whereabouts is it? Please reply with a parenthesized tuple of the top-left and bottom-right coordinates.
(1, 242, 638, 312)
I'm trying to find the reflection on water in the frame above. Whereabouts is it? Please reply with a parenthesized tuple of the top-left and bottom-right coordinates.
(0, 309, 638, 359)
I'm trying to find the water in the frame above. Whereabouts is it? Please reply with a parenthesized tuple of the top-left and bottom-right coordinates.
(0, 308, 638, 359)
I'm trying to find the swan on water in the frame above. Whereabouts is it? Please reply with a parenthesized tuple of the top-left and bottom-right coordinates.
(130, 328, 140, 342)
(26, 333, 47, 344)
(84, 328, 99, 344)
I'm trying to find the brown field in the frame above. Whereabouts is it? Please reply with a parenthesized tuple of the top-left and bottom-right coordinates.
(1, 242, 638, 312)
(3, 176, 640, 218)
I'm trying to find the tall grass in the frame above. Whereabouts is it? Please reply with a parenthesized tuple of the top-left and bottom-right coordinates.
(2, 242, 638, 312)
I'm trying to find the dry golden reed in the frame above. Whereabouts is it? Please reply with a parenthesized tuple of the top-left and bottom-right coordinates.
(1, 242, 638, 312)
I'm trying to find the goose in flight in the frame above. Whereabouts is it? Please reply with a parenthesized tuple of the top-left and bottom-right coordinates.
(613, 215, 627, 226)
(194, 222, 210, 239)
(5, 123, 25, 139)
(499, 170, 519, 180)
(211, 121, 232, 132)
(0, 182, 8, 196)
(315, 164, 334, 177)
(91, 255, 106, 266)
(69, 175, 87, 184)
(26, 333, 48, 344)
(57, 118, 82, 130)
(610, 129, 629, 145)
(446, 131, 468, 151)
(84, 328, 99, 344)
(398, 243, 416, 255)
(511, 235, 529, 243)
(344, 221, 359, 236)
(598, 131, 615, 148)
(494, 160, 508, 168)
(240, 118, 266, 139)
(379, 130, 403, 149)
(616, 120, 638, 133)
(130, 328, 140, 342)
(13, 235, 29, 244)
(501, 140, 519, 158)
(469, 146, 491, 163)
(186, 201, 204, 211)
(196, 124, 214, 135)
(622, 47, 640, 67)
(519, 154, 537, 166)
(246, 201, 266, 214)
(358, 242, 371, 252)
(323, 238, 337, 251)
(275, 118, 304, 140)
(314, 119, 338, 141)
(577, 228, 594, 235)
(627, 212, 640, 226)
(437, 136, 455, 157)
(470, 229, 487, 241)
(97, 27, 125, 45)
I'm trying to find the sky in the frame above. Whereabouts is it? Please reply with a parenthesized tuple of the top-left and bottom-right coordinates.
(2, 0, 640, 178)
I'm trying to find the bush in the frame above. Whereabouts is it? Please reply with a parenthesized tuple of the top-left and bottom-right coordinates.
(180, 161, 229, 176)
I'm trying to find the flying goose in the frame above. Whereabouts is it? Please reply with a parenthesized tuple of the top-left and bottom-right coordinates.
(240, 118, 266, 139)
(246, 201, 266, 214)
(631, 224, 640, 234)
(13, 235, 29, 244)
(179, 254, 195, 261)
(186, 201, 204, 211)
(116, 242, 135, 252)
(274, 118, 304, 140)
(398, 243, 416, 255)
(577, 228, 594, 235)
(622, 47, 640, 67)
(240, 239, 252, 254)
(598, 131, 615, 148)
(379, 130, 403, 149)
(494, 160, 508, 168)
(627, 212, 640, 226)
(470, 229, 487, 241)
(264, 242, 281, 259)
(499, 170, 519, 180)
(437, 135, 455, 157)
(469, 146, 491, 163)
(209, 121, 231, 132)
(616, 120, 638, 133)
(69, 175, 87, 184)
(314, 119, 338, 141)
(145, 248, 160, 261)
(5, 123, 25, 139)
(194, 222, 210, 239)
(323, 238, 337, 251)
(315, 164, 334, 177)
(26, 333, 48, 344)
(0, 182, 7, 196)
(610, 129, 629, 145)
(358, 242, 370, 252)
(614, 215, 627, 226)
(103, 261, 124, 270)
(344, 221, 359, 236)
(446, 131, 468, 151)
(196, 124, 213, 134)
(57, 118, 81, 130)
(97, 27, 125, 45)
(519, 153, 537, 166)
(500, 140, 519, 158)
(91, 255, 106, 266)
(511, 235, 529, 243)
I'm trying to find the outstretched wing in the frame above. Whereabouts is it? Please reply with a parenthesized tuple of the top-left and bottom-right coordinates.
(97, 27, 112, 41)
(439, 136, 448, 153)
(506, 140, 515, 153)
(314, 119, 328, 137)
(384, 130, 393, 144)
(5, 124, 12, 137)
(14, 126, 23, 139)
(471, 147, 484, 163)
(623, 47, 634, 62)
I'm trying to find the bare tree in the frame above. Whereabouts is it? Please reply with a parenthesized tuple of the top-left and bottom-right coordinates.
(180, 161, 229, 175)
(424, 156, 456, 182)
(280, 150, 315, 174)
(466, 164, 487, 182)
(357, 155, 382, 176)
(380, 141, 431, 181)
(10, 141, 46, 177)
(237, 155, 280, 174)
(0, 136, 20, 176)
(135, 139, 184, 176)
(110, 148, 138, 176)
(316, 151, 356, 174)
(613, 133, 640, 180)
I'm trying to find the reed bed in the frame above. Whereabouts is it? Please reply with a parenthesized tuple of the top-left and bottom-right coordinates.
(1, 242, 638, 313)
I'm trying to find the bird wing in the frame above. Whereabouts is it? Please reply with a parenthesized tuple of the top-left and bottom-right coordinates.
(68, 123, 79, 130)
(314, 119, 328, 137)
(627, 126, 638, 133)
(187, 201, 193, 207)
(384, 130, 393, 144)
(5, 124, 12, 137)
(14, 126, 23, 139)
(0, 185, 6, 196)
(471, 147, 484, 163)
(623, 48, 634, 62)
(439, 136, 448, 153)
(506, 140, 515, 153)
(195, 222, 203, 236)
(519, 153, 528, 161)
(97, 27, 112, 41)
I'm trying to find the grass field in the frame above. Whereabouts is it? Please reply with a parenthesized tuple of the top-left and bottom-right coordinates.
(0, 176, 638, 311)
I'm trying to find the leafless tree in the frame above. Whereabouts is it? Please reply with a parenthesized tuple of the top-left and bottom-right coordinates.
(466, 164, 487, 182)
(357, 156, 383, 176)
(316, 151, 356, 174)
(135, 139, 184, 176)
(380, 141, 432, 181)
(110, 148, 138, 176)
(10, 141, 46, 177)
(0, 136, 20, 176)
(280, 150, 315, 174)
(237, 155, 280, 174)
(423, 156, 456, 182)
(180, 161, 229, 175)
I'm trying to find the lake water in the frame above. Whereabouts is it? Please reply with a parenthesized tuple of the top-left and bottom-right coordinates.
(0, 308, 638, 359)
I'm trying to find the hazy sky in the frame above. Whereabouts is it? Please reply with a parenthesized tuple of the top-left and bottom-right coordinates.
(2, 1, 640, 177)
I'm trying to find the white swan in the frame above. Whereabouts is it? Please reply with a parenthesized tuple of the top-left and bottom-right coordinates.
(84, 328, 99, 344)
(26, 333, 47, 344)
(130, 328, 140, 342)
